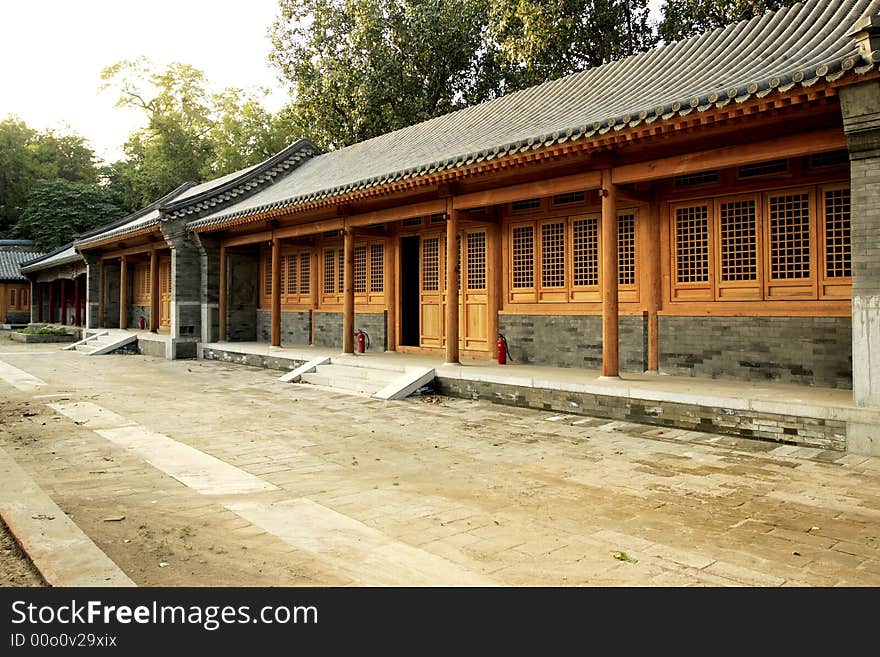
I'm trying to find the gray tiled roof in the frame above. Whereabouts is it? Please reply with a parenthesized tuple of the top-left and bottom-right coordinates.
(188, 0, 879, 231)
(0, 247, 44, 281)
(19, 243, 82, 274)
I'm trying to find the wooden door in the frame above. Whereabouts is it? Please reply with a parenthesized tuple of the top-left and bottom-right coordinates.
(461, 229, 489, 351)
(159, 258, 172, 330)
(419, 234, 444, 347)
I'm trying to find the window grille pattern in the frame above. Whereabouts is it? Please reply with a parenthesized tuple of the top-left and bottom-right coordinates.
(403, 217, 422, 227)
(572, 218, 599, 287)
(618, 214, 636, 285)
(739, 159, 788, 178)
(338, 249, 344, 292)
(467, 232, 487, 290)
(354, 245, 367, 293)
(810, 151, 848, 168)
(675, 171, 718, 186)
(824, 188, 851, 278)
(429, 213, 446, 224)
(300, 255, 310, 295)
(675, 205, 710, 283)
(9, 289, 16, 306)
(512, 198, 541, 212)
(541, 222, 565, 288)
(422, 237, 439, 291)
(370, 244, 384, 293)
(21, 289, 27, 308)
(323, 250, 335, 294)
(286, 254, 297, 294)
(552, 191, 585, 206)
(512, 225, 534, 289)
(719, 199, 758, 281)
(769, 193, 810, 279)
(264, 253, 273, 296)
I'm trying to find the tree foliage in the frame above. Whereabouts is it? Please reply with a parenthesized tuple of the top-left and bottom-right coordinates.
(12, 179, 124, 251)
(658, 0, 794, 43)
(100, 58, 294, 210)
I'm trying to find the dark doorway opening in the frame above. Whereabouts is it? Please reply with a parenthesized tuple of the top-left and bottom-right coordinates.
(400, 235, 420, 347)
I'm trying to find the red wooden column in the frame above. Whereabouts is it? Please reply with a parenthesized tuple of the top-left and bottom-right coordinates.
(270, 238, 281, 347)
(445, 198, 460, 364)
(218, 245, 228, 342)
(48, 281, 55, 323)
(119, 256, 127, 330)
(59, 279, 67, 325)
(73, 276, 81, 326)
(98, 261, 105, 328)
(149, 249, 160, 332)
(601, 168, 619, 377)
(342, 226, 355, 353)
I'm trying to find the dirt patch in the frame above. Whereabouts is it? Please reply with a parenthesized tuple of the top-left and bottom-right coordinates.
(0, 518, 45, 587)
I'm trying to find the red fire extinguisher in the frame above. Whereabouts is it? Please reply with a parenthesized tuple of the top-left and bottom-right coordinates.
(139, 316, 146, 330)
(356, 329, 370, 353)
(497, 333, 511, 365)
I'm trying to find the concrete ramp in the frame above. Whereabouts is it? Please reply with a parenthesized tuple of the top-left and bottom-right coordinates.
(290, 356, 435, 400)
(72, 330, 137, 356)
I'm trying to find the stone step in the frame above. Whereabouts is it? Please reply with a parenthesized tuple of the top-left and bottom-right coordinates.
(299, 372, 385, 395)
(315, 363, 400, 384)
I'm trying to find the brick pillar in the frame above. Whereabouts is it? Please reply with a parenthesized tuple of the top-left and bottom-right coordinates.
(83, 253, 101, 328)
(193, 232, 221, 344)
(160, 218, 201, 359)
(840, 77, 880, 454)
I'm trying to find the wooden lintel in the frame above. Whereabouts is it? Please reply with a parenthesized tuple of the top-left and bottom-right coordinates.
(612, 127, 846, 184)
(222, 231, 272, 248)
(352, 227, 390, 238)
(274, 219, 345, 240)
(99, 242, 164, 260)
(617, 187, 654, 204)
(453, 171, 602, 210)
(352, 199, 446, 226)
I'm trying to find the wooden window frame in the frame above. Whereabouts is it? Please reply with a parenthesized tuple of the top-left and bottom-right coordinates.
(671, 200, 714, 301)
(763, 187, 817, 300)
(132, 263, 151, 306)
(508, 221, 537, 303)
(569, 213, 600, 302)
(818, 183, 852, 300)
(714, 194, 763, 301)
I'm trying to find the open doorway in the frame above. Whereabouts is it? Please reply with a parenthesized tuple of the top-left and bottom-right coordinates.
(400, 235, 420, 346)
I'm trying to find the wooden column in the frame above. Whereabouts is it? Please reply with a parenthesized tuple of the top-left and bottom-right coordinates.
(59, 279, 67, 325)
(48, 280, 55, 323)
(445, 198, 460, 364)
(37, 284, 43, 322)
(119, 256, 127, 330)
(73, 276, 81, 326)
(342, 226, 355, 353)
(386, 225, 399, 352)
(645, 200, 661, 372)
(271, 238, 281, 346)
(149, 249, 160, 332)
(601, 169, 619, 377)
(218, 245, 227, 341)
(98, 261, 105, 328)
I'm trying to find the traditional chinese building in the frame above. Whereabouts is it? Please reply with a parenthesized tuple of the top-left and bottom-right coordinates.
(0, 240, 43, 325)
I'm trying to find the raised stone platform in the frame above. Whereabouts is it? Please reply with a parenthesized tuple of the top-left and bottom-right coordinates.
(197, 341, 880, 453)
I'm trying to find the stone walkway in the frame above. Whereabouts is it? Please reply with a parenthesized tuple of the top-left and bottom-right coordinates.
(0, 335, 879, 586)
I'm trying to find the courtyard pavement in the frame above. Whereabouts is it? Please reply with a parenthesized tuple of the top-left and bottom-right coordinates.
(1, 333, 879, 586)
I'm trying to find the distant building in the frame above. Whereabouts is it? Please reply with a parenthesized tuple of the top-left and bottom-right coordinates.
(0, 240, 43, 325)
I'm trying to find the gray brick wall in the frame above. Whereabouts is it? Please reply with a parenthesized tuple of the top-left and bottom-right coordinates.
(256, 310, 312, 346)
(129, 305, 149, 329)
(227, 253, 258, 342)
(659, 316, 852, 388)
(498, 314, 646, 371)
(313, 311, 386, 351)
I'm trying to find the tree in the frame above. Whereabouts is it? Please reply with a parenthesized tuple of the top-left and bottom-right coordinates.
(12, 179, 125, 251)
(269, 0, 656, 150)
(658, 0, 794, 43)
(0, 117, 100, 237)
(101, 58, 294, 208)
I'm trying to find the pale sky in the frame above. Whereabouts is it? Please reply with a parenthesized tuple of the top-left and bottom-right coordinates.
(0, 0, 288, 163)
(0, 0, 666, 165)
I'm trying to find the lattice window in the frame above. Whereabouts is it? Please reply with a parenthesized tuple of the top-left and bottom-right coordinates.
(370, 244, 384, 293)
(354, 245, 367, 293)
(403, 217, 422, 227)
(323, 249, 335, 294)
(618, 214, 636, 285)
(9, 289, 15, 306)
(769, 193, 810, 279)
(675, 171, 719, 187)
(719, 199, 758, 281)
(429, 213, 446, 224)
(512, 198, 541, 212)
(300, 254, 310, 295)
(541, 222, 565, 288)
(422, 237, 439, 291)
(552, 191, 585, 206)
(467, 232, 487, 290)
(285, 254, 297, 295)
(675, 205, 710, 283)
(512, 225, 534, 289)
(264, 253, 273, 296)
(20, 288, 27, 308)
(338, 249, 344, 292)
(824, 188, 851, 278)
(572, 218, 599, 287)
(739, 159, 788, 178)
(810, 151, 848, 169)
